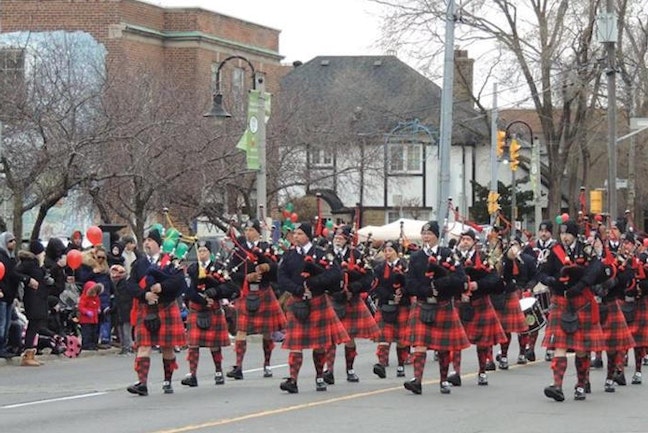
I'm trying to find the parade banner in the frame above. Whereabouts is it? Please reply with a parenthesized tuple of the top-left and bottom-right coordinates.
(236, 89, 271, 170)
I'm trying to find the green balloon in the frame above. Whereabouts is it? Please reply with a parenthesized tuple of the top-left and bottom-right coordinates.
(151, 223, 165, 235)
(326, 219, 334, 229)
(162, 238, 176, 254)
(285, 202, 294, 212)
(165, 227, 180, 241)
(174, 242, 189, 258)
(555, 215, 563, 225)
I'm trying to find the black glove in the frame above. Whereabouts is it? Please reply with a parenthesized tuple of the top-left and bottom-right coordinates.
(566, 282, 585, 298)
(541, 276, 557, 288)
(204, 287, 219, 299)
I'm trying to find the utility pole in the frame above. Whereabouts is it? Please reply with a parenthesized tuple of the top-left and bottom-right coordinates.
(490, 84, 498, 225)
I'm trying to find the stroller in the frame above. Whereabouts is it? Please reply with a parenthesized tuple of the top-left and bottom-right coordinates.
(33, 283, 83, 358)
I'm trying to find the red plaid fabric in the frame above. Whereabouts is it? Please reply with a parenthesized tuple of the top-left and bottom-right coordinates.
(628, 297, 648, 346)
(541, 295, 605, 352)
(186, 302, 232, 348)
(236, 288, 287, 334)
(134, 301, 186, 348)
(333, 295, 380, 339)
(374, 305, 410, 345)
(460, 296, 508, 346)
(282, 295, 350, 350)
(600, 300, 636, 351)
(407, 301, 470, 351)
(492, 291, 528, 333)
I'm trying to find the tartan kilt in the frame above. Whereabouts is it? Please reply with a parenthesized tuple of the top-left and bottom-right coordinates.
(135, 301, 186, 348)
(541, 295, 605, 352)
(599, 300, 636, 351)
(333, 295, 380, 339)
(461, 297, 508, 346)
(628, 297, 648, 347)
(236, 288, 287, 335)
(374, 305, 411, 345)
(408, 301, 470, 351)
(186, 302, 231, 348)
(282, 295, 350, 350)
(492, 291, 528, 334)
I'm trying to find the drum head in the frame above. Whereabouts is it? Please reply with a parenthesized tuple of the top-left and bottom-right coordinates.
(519, 297, 537, 310)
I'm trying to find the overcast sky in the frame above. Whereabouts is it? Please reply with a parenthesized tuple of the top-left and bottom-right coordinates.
(141, 0, 387, 65)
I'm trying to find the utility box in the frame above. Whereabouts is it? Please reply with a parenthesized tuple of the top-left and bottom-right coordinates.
(597, 12, 617, 43)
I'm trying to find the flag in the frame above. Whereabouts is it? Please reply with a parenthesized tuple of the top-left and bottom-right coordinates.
(236, 89, 272, 171)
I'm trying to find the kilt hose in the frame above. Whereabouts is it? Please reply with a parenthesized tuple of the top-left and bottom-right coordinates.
(599, 299, 636, 352)
(627, 297, 648, 347)
(541, 295, 605, 353)
(186, 302, 232, 348)
(135, 301, 186, 348)
(374, 305, 411, 345)
(282, 295, 350, 351)
(460, 296, 508, 346)
(493, 290, 529, 334)
(333, 295, 380, 339)
(408, 301, 471, 351)
(236, 288, 287, 335)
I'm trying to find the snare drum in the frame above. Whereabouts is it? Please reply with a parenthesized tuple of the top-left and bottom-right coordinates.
(532, 282, 551, 313)
(519, 297, 547, 334)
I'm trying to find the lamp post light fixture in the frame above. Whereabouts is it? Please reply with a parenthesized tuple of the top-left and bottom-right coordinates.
(204, 55, 267, 235)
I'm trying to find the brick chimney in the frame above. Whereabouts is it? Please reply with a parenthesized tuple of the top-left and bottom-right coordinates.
(454, 49, 474, 109)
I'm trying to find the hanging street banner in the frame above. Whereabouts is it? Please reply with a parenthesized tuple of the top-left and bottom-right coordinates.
(236, 89, 272, 170)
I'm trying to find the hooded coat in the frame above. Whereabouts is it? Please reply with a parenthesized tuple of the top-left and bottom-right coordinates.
(15, 251, 49, 321)
(0, 232, 26, 304)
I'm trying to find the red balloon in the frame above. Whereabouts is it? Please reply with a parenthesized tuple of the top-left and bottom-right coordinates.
(282, 210, 291, 219)
(290, 212, 298, 223)
(0, 262, 5, 281)
(86, 226, 103, 246)
(67, 249, 83, 270)
(561, 213, 570, 223)
(322, 227, 329, 237)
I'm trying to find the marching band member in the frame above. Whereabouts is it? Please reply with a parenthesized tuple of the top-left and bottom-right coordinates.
(181, 241, 238, 388)
(449, 229, 506, 387)
(126, 229, 188, 396)
(323, 226, 379, 384)
(541, 218, 605, 402)
(277, 223, 349, 393)
(624, 233, 648, 385)
(371, 240, 410, 379)
(404, 221, 470, 395)
(226, 219, 286, 380)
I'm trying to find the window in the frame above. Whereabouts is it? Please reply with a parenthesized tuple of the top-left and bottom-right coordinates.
(388, 139, 422, 174)
(309, 148, 333, 167)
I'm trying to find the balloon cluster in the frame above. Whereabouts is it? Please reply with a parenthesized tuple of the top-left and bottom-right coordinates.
(320, 219, 335, 237)
(555, 213, 570, 225)
(157, 226, 190, 259)
(280, 202, 299, 233)
(67, 225, 105, 271)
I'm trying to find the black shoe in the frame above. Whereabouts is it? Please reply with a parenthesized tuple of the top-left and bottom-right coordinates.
(226, 366, 244, 380)
(498, 357, 509, 370)
(543, 385, 564, 402)
(478, 373, 488, 386)
(404, 378, 422, 395)
(316, 377, 327, 391)
(574, 386, 586, 401)
(280, 378, 298, 394)
(440, 381, 451, 394)
(525, 349, 536, 362)
(0, 350, 17, 359)
(604, 379, 615, 393)
(632, 372, 642, 384)
(214, 372, 225, 385)
(127, 382, 148, 396)
(322, 370, 335, 385)
(544, 350, 554, 362)
(446, 372, 462, 387)
(396, 366, 405, 377)
(613, 371, 627, 386)
(373, 363, 386, 379)
(162, 381, 174, 394)
(484, 360, 496, 371)
(263, 366, 273, 378)
(346, 369, 359, 382)
(181, 375, 198, 387)
(591, 357, 604, 369)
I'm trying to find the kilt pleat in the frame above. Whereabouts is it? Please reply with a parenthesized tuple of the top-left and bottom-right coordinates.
(282, 295, 350, 350)
(600, 300, 636, 351)
(334, 295, 380, 339)
(628, 297, 648, 347)
(541, 295, 605, 352)
(135, 301, 186, 348)
(186, 304, 232, 347)
(493, 291, 528, 334)
(374, 305, 411, 345)
(236, 288, 287, 334)
(408, 301, 471, 351)
(461, 297, 508, 346)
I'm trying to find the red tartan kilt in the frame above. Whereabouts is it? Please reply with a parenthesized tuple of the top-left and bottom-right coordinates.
(236, 288, 287, 334)
(334, 295, 380, 339)
(374, 305, 410, 345)
(408, 301, 471, 351)
(627, 297, 648, 346)
(186, 303, 231, 348)
(493, 291, 528, 334)
(600, 300, 636, 351)
(282, 295, 350, 350)
(541, 296, 605, 352)
(461, 297, 508, 346)
(135, 301, 187, 348)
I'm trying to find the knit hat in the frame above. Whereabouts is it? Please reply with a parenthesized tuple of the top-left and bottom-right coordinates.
(295, 222, 313, 240)
(335, 225, 352, 240)
(71, 230, 83, 241)
(29, 240, 45, 255)
(538, 220, 553, 233)
(560, 220, 579, 237)
(245, 219, 261, 235)
(197, 240, 212, 252)
(145, 229, 163, 246)
(421, 220, 440, 238)
(460, 229, 476, 241)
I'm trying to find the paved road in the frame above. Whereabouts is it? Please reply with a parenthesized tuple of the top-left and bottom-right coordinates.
(2, 337, 647, 433)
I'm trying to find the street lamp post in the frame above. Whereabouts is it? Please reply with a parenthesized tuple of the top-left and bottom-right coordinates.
(204, 56, 267, 236)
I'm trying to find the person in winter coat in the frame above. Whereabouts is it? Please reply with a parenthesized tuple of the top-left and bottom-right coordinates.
(108, 242, 126, 268)
(78, 245, 114, 348)
(111, 265, 133, 354)
(78, 281, 102, 350)
(16, 241, 51, 366)
(0, 232, 28, 358)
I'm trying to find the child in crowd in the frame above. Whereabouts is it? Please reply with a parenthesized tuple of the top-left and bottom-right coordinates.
(78, 281, 102, 351)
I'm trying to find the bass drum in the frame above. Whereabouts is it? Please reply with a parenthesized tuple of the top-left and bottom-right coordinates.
(532, 282, 551, 313)
(519, 297, 547, 334)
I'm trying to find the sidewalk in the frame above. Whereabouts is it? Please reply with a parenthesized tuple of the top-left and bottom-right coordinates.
(0, 346, 122, 368)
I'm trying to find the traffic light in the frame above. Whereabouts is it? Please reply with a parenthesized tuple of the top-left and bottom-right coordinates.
(496, 130, 507, 159)
(509, 138, 521, 171)
(487, 191, 500, 215)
